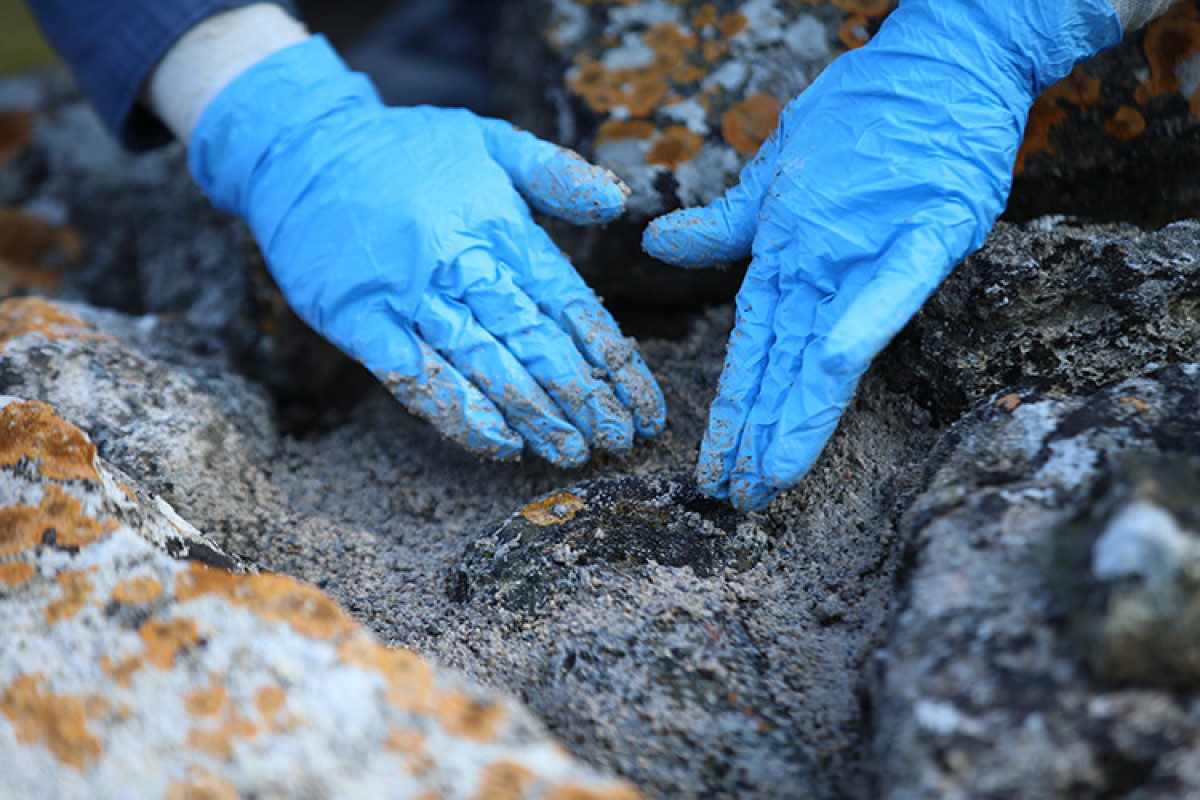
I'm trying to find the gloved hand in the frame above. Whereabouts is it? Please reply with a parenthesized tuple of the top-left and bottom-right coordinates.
(188, 36, 665, 466)
(644, 0, 1122, 510)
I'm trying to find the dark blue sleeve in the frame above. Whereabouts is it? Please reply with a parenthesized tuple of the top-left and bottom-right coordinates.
(26, 0, 299, 151)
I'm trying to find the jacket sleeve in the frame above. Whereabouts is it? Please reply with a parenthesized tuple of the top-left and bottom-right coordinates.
(25, 0, 298, 150)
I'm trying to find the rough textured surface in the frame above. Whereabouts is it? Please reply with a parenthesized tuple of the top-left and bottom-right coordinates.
(0, 374, 639, 799)
(7, 7, 1200, 798)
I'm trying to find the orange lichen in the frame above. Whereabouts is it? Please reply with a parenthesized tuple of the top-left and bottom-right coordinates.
(595, 119, 658, 145)
(701, 38, 730, 62)
(384, 728, 433, 775)
(44, 569, 95, 624)
(547, 783, 645, 800)
(139, 616, 202, 669)
(0, 485, 112, 557)
(566, 21, 704, 118)
(175, 564, 357, 641)
(99, 654, 143, 688)
(717, 12, 748, 39)
(474, 761, 535, 800)
(1118, 395, 1150, 414)
(521, 492, 586, 525)
(721, 92, 781, 155)
(0, 560, 34, 587)
(1014, 93, 1067, 175)
(831, 0, 892, 17)
(0, 674, 104, 770)
(692, 4, 718, 30)
(337, 637, 435, 715)
(994, 393, 1022, 411)
(838, 13, 870, 48)
(1105, 105, 1147, 141)
(112, 575, 164, 605)
(186, 715, 259, 760)
(1134, 4, 1200, 109)
(184, 676, 228, 717)
(166, 768, 239, 800)
(1049, 69, 1102, 111)
(0, 110, 32, 171)
(646, 125, 704, 168)
(0, 399, 99, 481)
(0, 206, 82, 273)
(437, 691, 507, 741)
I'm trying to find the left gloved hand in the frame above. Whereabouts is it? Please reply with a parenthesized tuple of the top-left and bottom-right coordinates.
(643, 0, 1122, 510)
(187, 35, 665, 466)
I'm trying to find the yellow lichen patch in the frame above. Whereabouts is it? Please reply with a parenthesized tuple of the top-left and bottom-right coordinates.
(721, 92, 781, 155)
(0, 207, 82, 278)
(547, 782, 646, 800)
(0, 399, 99, 481)
(717, 11, 748, 39)
(521, 492, 587, 525)
(1048, 68, 1102, 111)
(474, 761, 535, 800)
(0, 560, 34, 587)
(175, 564, 357, 641)
(384, 728, 433, 776)
(99, 654, 142, 688)
(692, 4, 718, 30)
(1014, 92, 1067, 175)
(831, 0, 892, 17)
(838, 13, 870, 48)
(1105, 105, 1147, 141)
(254, 685, 287, 718)
(994, 393, 1022, 412)
(139, 616, 202, 669)
(0, 485, 113, 558)
(185, 714, 258, 760)
(184, 676, 227, 717)
(166, 767, 239, 800)
(436, 691, 507, 741)
(337, 637, 435, 715)
(646, 125, 704, 169)
(595, 119, 657, 145)
(44, 569, 95, 624)
(701, 38, 729, 63)
(0, 110, 32, 171)
(0, 297, 103, 350)
(1135, 4, 1200, 108)
(112, 575, 164, 605)
(0, 674, 104, 770)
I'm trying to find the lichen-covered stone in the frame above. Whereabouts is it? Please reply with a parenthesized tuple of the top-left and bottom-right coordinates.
(0, 397, 642, 799)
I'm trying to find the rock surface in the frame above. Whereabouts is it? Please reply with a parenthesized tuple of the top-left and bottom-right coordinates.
(6, 6, 1200, 799)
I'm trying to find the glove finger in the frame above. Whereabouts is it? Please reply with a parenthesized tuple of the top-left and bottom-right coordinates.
(415, 293, 589, 467)
(820, 226, 961, 377)
(695, 253, 780, 499)
(476, 117, 628, 225)
(453, 248, 635, 453)
(368, 328, 523, 460)
(641, 128, 784, 268)
(501, 223, 667, 438)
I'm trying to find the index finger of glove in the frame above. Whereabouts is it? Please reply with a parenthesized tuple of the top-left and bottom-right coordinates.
(453, 248, 635, 453)
(367, 327, 524, 460)
(695, 253, 780, 499)
(476, 117, 629, 226)
(508, 224, 667, 438)
(416, 293, 590, 467)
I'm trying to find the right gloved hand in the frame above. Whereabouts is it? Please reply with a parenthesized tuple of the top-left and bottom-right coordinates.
(188, 36, 666, 466)
(644, 0, 1122, 509)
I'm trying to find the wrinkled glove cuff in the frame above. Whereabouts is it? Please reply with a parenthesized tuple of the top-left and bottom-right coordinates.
(187, 35, 379, 239)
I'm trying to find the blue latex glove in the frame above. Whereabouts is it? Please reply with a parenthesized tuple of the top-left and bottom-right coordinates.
(644, 0, 1121, 510)
(188, 36, 665, 466)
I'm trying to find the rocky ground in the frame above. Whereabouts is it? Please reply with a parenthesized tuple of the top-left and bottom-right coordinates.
(5, 2, 1200, 798)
